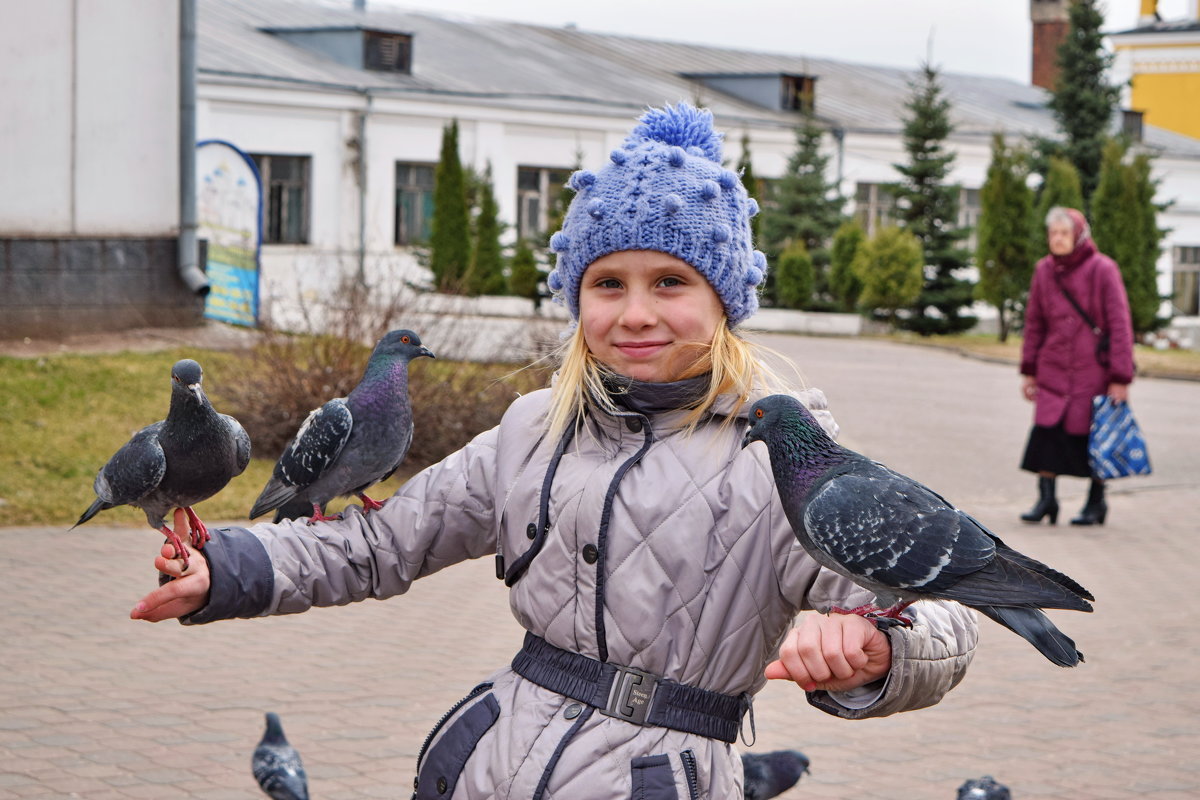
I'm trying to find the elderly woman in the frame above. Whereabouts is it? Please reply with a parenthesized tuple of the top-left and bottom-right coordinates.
(1019, 207, 1135, 526)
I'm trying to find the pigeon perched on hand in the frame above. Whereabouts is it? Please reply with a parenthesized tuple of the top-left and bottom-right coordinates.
(252, 712, 309, 800)
(742, 749, 811, 800)
(73, 359, 250, 569)
(249, 329, 434, 523)
(743, 394, 1094, 667)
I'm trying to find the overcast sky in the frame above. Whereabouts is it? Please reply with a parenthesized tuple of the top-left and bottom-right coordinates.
(370, 0, 1194, 85)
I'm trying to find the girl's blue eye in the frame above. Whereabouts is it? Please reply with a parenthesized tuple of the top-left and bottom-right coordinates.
(659, 276, 681, 287)
(598, 278, 622, 289)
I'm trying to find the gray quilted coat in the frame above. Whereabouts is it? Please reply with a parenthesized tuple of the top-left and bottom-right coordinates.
(188, 384, 977, 799)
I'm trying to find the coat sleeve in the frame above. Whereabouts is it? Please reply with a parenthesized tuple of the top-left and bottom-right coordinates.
(1021, 259, 1050, 377)
(182, 424, 501, 624)
(1099, 257, 1136, 385)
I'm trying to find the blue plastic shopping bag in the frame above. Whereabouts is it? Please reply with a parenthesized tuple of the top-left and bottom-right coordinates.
(1088, 396, 1152, 479)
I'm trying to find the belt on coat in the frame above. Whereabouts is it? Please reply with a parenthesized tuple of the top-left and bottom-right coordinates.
(511, 632, 748, 743)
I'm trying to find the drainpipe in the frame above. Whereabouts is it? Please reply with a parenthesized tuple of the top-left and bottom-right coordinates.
(357, 91, 372, 287)
(832, 125, 845, 187)
(178, 0, 208, 294)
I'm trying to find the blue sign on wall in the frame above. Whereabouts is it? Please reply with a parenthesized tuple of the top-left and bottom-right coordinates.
(197, 140, 262, 327)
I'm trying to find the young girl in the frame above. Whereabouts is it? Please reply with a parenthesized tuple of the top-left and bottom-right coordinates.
(134, 103, 977, 799)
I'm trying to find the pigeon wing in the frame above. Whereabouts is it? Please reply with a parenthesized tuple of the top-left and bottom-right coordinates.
(94, 422, 167, 506)
(802, 465, 995, 594)
(222, 413, 252, 475)
(275, 399, 353, 488)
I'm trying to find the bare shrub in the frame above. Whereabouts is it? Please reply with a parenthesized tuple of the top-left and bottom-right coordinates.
(215, 273, 554, 471)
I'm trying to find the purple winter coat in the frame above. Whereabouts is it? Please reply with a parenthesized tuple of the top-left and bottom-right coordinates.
(1020, 239, 1135, 435)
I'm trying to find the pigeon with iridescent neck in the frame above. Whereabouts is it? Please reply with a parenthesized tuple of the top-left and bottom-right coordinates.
(743, 394, 1094, 667)
(249, 329, 434, 523)
(73, 359, 251, 569)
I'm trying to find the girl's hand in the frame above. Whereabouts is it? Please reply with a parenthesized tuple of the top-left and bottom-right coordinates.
(1021, 375, 1038, 402)
(765, 612, 892, 693)
(130, 509, 210, 622)
(1107, 383, 1129, 404)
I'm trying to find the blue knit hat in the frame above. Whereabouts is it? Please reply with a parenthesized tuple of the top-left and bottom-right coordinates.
(546, 103, 767, 327)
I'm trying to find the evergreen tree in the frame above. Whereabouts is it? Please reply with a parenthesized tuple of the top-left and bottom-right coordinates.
(775, 240, 814, 309)
(759, 114, 845, 308)
(854, 226, 925, 327)
(1091, 140, 1166, 333)
(737, 133, 763, 245)
(891, 62, 976, 335)
(464, 164, 506, 296)
(508, 238, 544, 309)
(829, 220, 866, 312)
(430, 119, 471, 292)
(976, 133, 1037, 342)
(1047, 0, 1122, 205)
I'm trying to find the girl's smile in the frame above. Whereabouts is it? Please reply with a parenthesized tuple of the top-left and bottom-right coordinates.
(579, 250, 724, 382)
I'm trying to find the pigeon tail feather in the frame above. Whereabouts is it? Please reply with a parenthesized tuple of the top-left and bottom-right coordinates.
(250, 479, 300, 520)
(72, 498, 111, 529)
(975, 605, 1083, 667)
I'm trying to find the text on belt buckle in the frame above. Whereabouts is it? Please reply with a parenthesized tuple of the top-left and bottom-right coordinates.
(602, 664, 657, 725)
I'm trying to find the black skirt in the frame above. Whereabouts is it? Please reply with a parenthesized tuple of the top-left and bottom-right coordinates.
(1020, 424, 1092, 478)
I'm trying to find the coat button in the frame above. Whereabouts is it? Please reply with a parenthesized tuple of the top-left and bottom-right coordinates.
(526, 522, 537, 539)
(437, 776, 448, 794)
(625, 417, 644, 433)
(582, 543, 598, 564)
(564, 702, 583, 719)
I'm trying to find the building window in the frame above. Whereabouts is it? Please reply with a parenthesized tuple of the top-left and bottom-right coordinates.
(853, 182, 897, 236)
(958, 187, 983, 252)
(395, 162, 435, 245)
(364, 30, 412, 73)
(1173, 246, 1200, 317)
(251, 154, 310, 244)
(517, 166, 572, 241)
(781, 75, 816, 113)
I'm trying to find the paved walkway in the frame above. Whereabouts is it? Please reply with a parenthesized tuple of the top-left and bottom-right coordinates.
(2, 335, 1197, 798)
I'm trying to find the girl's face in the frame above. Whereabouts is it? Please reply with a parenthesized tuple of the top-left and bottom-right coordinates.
(579, 250, 724, 383)
(1048, 220, 1076, 256)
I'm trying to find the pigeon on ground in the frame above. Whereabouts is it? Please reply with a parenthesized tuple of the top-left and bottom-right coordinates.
(73, 359, 250, 569)
(743, 394, 1094, 667)
(252, 712, 309, 800)
(249, 329, 434, 523)
(957, 775, 1011, 799)
(742, 749, 811, 800)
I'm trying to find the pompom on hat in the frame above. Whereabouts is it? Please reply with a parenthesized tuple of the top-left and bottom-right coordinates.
(546, 103, 767, 327)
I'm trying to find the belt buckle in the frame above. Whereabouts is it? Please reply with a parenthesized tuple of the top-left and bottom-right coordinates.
(602, 664, 657, 725)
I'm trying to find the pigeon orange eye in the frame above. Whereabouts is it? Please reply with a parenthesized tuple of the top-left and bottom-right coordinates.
(401, 335, 410, 344)
(755, 409, 763, 418)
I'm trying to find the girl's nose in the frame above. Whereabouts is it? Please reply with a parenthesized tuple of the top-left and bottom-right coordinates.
(619, 289, 657, 329)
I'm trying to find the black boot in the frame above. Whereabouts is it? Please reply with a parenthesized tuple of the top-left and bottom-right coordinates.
(1020, 476, 1059, 524)
(1071, 480, 1107, 526)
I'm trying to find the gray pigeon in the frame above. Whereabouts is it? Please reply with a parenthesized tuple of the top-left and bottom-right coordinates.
(957, 775, 1011, 800)
(252, 712, 309, 800)
(742, 749, 811, 800)
(73, 359, 251, 569)
(743, 394, 1094, 667)
(249, 329, 434, 523)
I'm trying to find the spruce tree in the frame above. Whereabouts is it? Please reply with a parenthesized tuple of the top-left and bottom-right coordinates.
(1091, 140, 1165, 333)
(775, 240, 814, 309)
(854, 226, 925, 328)
(464, 163, 506, 296)
(891, 62, 976, 335)
(430, 119, 471, 293)
(829, 220, 866, 312)
(759, 114, 845, 308)
(508, 238, 543, 309)
(1047, 0, 1122, 206)
(976, 133, 1036, 342)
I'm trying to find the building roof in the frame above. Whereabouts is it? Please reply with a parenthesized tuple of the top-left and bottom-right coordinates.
(198, 0, 1200, 156)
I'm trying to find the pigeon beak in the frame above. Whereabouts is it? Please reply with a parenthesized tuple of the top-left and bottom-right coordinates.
(189, 383, 204, 403)
(419, 346, 435, 359)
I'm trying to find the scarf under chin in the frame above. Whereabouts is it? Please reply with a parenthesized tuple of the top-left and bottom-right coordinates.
(600, 372, 712, 416)
(1052, 236, 1097, 271)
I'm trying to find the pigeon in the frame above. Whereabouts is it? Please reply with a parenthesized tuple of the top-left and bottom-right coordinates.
(957, 775, 1011, 800)
(743, 394, 1094, 667)
(73, 359, 251, 569)
(249, 329, 434, 523)
(252, 712, 309, 800)
(742, 749, 811, 800)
